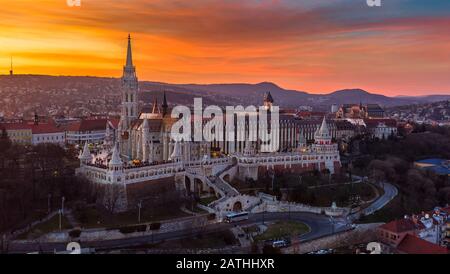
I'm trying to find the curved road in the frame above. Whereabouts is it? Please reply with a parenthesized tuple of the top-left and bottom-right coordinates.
(7, 212, 351, 253)
(361, 181, 397, 216)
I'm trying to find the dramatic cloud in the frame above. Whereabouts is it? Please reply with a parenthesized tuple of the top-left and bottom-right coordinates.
(0, 0, 449, 95)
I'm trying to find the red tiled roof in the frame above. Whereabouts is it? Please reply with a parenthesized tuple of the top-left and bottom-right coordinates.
(108, 118, 120, 129)
(66, 119, 108, 132)
(30, 123, 63, 134)
(364, 118, 397, 128)
(0, 122, 31, 130)
(397, 234, 448, 254)
(296, 111, 326, 118)
(379, 219, 418, 233)
(1, 120, 64, 134)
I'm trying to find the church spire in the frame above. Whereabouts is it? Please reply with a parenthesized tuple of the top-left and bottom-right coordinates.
(126, 34, 133, 68)
(9, 56, 13, 76)
(152, 97, 160, 114)
(162, 91, 168, 115)
(122, 34, 136, 79)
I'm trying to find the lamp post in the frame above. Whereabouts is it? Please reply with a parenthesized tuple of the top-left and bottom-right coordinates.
(61, 196, 65, 215)
(262, 203, 266, 225)
(59, 209, 62, 231)
(330, 216, 335, 234)
(47, 193, 52, 214)
(138, 200, 142, 223)
(271, 173, 275, 191)
(288, 203, 291, 221)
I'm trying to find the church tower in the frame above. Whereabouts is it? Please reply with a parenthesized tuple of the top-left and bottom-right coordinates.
(162, 91, 169, 116)
(119, 34, 139, 158)
(9, 57, 13, 76)
(263, 92, 274, 110)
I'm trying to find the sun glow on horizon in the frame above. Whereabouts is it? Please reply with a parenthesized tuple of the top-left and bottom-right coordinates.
(1, 0, 450, 96)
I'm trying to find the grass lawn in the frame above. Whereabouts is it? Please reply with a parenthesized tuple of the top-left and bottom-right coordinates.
(254, 221, 310, 241)
(76, 206, 190, 229)
(199, 196, 218, 206)
(17, 214, 73, 240)
(158, 230, 238, 249)
(356, 195, 405, 224)
(292, 182, 378, 207)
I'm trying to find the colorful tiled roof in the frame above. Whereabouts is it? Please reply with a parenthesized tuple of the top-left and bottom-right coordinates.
(379, 218, 418, 233)
(397, 234, 448, 254)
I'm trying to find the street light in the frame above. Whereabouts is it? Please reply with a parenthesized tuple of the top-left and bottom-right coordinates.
(47, 193, 52, 214)
(61, 196, 65, 216)
(138, 200, 142, 223)
(59, 209, 62, 231)
(329, 216, 335, 234)
(288, 203, 291, 221)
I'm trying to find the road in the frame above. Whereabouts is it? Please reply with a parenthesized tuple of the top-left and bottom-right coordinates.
(360, 181, 398, 216)
(6, 212, 352, 254)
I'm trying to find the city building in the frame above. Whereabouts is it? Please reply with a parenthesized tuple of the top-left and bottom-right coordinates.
(30, 123, 65, 145)
(0, 122, 32, 144)
(363, 118, 397, 139)
(0, 117, 65, 145)
(377, 206, 450, 253)
(76, 35, 341, 212)
(336, 103, 385, 119)
(395, 234, 448, 254)
(66, 118, 118, 145)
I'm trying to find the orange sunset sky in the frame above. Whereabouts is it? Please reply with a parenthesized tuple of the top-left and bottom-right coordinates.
(1, 0, 450, 96)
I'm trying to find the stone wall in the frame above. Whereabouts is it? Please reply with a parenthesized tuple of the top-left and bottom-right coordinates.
(251, 200, 348, 217)
(125, 176, 178, 206)
(283, 223, 382, 254)
(22, 215, 214, 243)
(214, 195, 262, 218)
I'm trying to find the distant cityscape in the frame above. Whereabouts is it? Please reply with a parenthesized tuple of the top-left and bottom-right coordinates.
(1, 36, 449, 256)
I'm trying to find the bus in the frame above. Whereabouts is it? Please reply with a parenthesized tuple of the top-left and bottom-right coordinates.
(272, 240, 289, 248)
(224, 212, 249, 223)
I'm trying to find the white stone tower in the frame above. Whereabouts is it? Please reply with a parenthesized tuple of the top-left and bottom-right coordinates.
(79, 142, 92, 165)
(142, 118, 150, 162)
(119, 34, 139, 159)
(108, 143, 124, 182)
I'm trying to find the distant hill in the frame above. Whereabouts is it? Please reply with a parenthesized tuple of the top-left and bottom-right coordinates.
(1, 75, 449, 117)
(140, 82, 450, 109)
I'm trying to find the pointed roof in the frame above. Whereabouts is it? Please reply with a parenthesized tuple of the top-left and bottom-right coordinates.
(320, 116, 329, 132)
(109, 143, 122, 166)
(315, 116, 331, 139)
(319, 116, 329, 133)
(126, 34, 133, 68)
(80, 142, 92, 161)
(162, 91, 168, 109)
(264, 92, 274, 103)
(152, 97, 160, 114)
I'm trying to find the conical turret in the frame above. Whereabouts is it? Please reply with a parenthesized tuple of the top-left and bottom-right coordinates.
(315, 116, 331, 144)
(109, 143, 123, 167)
(79, 142, 92, 164)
